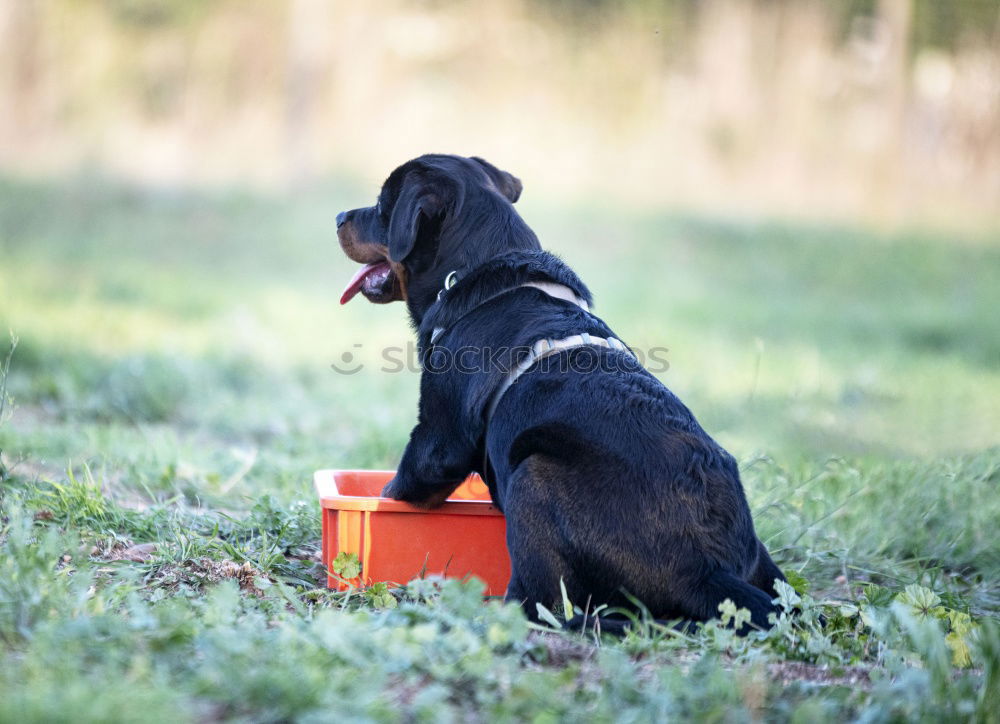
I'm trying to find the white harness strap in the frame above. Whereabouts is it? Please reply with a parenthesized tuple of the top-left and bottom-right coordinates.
(484, 332, 633, 424)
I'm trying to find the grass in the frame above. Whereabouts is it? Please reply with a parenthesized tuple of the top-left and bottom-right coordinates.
(1, 173, 998, 721)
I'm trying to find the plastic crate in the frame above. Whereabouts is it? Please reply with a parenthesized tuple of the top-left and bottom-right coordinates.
(314, 470, 511, 595)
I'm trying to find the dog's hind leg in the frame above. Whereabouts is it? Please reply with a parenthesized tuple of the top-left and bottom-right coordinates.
(574, 570, 780, 637)
(503, 568, 542, 622)
(748, 539, 786, 598)
(500, 455, 577, 622)
(504, 551, 577, 625)
(677, 569, 780, 633)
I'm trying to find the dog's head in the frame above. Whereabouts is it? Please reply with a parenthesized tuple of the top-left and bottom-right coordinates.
(337, 154, 537, 324)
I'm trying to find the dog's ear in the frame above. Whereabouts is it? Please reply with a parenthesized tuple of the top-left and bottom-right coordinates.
(471, 157, 523, 203)
(387, 181, 446, 263)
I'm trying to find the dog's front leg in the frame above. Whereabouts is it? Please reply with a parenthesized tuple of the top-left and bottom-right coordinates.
(381, 420, 477, 508)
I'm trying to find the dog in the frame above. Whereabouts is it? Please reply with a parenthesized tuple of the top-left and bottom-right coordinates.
(337, 154, 786, 631)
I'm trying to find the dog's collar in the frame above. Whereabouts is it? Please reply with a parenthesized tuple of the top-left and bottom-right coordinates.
(521, 281, 590, 312)
(430, 277, 589, 344)
(428, 269, 616, 417)
(419, 251, 594, 344)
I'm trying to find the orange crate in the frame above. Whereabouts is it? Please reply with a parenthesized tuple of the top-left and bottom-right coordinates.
(314, 470, 511, 595)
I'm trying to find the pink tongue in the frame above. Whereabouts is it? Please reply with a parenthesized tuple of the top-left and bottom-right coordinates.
(340, 261, 390, 305)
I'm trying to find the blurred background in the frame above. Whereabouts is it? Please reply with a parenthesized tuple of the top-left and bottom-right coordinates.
(1, 0, 998, 511)
(1, 0, 999, 226)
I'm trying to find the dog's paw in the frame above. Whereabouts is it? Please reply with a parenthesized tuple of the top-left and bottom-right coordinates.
(380, 478, 404, 500)
(380, 477, 453, 509)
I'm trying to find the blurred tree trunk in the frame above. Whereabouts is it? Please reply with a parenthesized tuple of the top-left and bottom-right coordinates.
(874, 0, 912, 224)
(285, 0, 330, 187)
(0, 0, 42, 156)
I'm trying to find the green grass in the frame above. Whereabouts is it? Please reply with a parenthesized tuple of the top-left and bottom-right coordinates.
(1, 174, 998, 721)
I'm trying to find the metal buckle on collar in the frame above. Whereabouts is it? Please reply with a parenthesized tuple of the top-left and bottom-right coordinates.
(431, 271, 461, 342)
(436, 270, 459, 302)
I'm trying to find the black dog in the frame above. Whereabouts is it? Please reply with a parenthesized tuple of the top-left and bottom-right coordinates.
(337, 154, 785, 630)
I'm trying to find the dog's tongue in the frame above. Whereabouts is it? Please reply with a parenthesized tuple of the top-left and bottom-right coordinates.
(340, 261, 392, 305)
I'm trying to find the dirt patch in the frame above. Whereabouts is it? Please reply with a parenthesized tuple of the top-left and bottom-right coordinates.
(160, 557, 268, 596)
(766, 661, 874, 689)
(528, 631, 598, 667)
(119, 542, 158, 562)
(528, 631, 875, 692)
